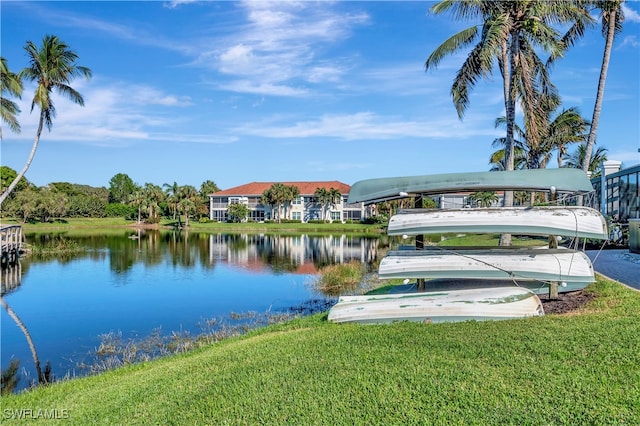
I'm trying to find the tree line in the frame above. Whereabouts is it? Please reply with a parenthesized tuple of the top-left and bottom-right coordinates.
(0, 166, 221, 225)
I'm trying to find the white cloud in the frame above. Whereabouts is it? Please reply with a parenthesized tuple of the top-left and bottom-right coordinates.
(197, 1, 369, 96)
(618, 35, 639, 50)
(234, 111, 500, 141)
(219, 80, 309, 97)
(622, 4, 640, 23)
(8, 78, 228, 146)
(164, 0, 199, 9)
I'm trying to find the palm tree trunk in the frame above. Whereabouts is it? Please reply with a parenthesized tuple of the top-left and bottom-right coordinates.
(583, 9, 615, 174)
(1, 296, 45, 384)
(500, 33, 519, 247)
(0, 111, 45, 206)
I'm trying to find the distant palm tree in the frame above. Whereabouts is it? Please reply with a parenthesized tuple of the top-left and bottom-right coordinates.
(178, 185, 199, 227)
(283, 185, 300, 220)
(582, 0, 624, 174)
(0, 57, 23, 137)
(564, 144, 608, 178)
(163, 181, 180, 221)
(129, 190, 146, 226)
(491, 106, 589, 170)
(545, 107, 590, 168)
(468, 191, 499, 208)
(0, 35, 91, 206)
(143, 183, 165, 223)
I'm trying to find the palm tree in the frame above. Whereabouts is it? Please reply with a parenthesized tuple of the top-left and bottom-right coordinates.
(426, 1, 592, 245)
(261, 187, 278, 221)
(262, 183, 290, 223)
(0, 57, 23, 138)
(178, 185, 199, 227)
(545, 107, 590, 168)
(0, 35, 91, 206)
(327, 188, 342, 222)
(468, 191, 499, 208)
(129, 189, 146, 226)
(143, 183, 165, 223)
(564, 144, 608, 177)
(314, 187, 331, 222)
(200, 180, 220, 219)
(283, 185, 300, 220)
(582, 0, 624, 173)
(163, 181, 180, 221)
(491, 106, 589, 170)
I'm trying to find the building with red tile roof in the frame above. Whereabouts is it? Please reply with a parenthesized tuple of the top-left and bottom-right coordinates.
(209, 181, 366, 222)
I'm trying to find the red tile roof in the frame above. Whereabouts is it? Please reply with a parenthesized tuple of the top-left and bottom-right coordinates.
(212, 181, 351, 196)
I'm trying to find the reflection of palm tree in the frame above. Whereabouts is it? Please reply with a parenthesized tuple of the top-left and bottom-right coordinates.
(1, 296, 46, 384)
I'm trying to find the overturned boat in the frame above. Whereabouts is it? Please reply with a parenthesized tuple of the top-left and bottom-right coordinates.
(328, 286, 544, 324)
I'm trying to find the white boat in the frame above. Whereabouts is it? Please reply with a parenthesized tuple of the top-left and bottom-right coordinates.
(376, 277, 588, 295)
(327, 286, 544, 324)
(378, 248, 595, 284)
(388, 206, 608, 240)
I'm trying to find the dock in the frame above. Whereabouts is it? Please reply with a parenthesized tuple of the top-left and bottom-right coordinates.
(1, 225, 25, 269)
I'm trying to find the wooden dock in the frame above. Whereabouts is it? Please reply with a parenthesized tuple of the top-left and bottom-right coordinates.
(1, 225, 24, 268)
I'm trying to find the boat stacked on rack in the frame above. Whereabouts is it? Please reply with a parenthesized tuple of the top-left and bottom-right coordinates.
(328, 169, 607, 325)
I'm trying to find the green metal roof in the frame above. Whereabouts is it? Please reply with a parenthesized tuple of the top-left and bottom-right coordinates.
(348, 169, 594, 205)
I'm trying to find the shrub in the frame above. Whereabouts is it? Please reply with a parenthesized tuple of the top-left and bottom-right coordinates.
(104, 203, 135, 218)
(313, 261, 364, 296)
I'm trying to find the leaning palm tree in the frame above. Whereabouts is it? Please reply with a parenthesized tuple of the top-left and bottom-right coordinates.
(0, 57, 23, 138)
(0, 35, 91, 206)
(581, 0, 624, 173)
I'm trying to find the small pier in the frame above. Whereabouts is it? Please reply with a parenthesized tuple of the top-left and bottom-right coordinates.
(1, 225, 25, 269)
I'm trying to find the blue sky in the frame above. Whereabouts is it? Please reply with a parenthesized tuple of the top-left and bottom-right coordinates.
(2, 1, 639, 191)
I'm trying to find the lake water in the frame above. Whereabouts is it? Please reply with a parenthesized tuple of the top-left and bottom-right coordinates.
(1, 231, 380, 390)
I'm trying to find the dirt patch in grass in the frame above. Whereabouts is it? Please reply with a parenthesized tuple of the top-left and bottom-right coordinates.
(538, 290, 596, 315)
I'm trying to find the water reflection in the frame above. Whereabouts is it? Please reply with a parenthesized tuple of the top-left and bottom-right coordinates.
(25, 231, 380, 275)
(208, 233, 379, 275)
(1, 231, 380, 391)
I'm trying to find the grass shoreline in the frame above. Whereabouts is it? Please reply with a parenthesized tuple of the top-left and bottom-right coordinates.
(1, 217, 386, 235)
(2, 276, 638, 424)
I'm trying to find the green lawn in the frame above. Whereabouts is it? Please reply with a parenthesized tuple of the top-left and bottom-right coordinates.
(2, 277, 638, 425)
(1, 217, 385, 236)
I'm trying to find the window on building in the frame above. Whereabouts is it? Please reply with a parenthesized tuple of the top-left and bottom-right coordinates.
(292, 212, 301, 221)
(331, 211, 341, 222)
